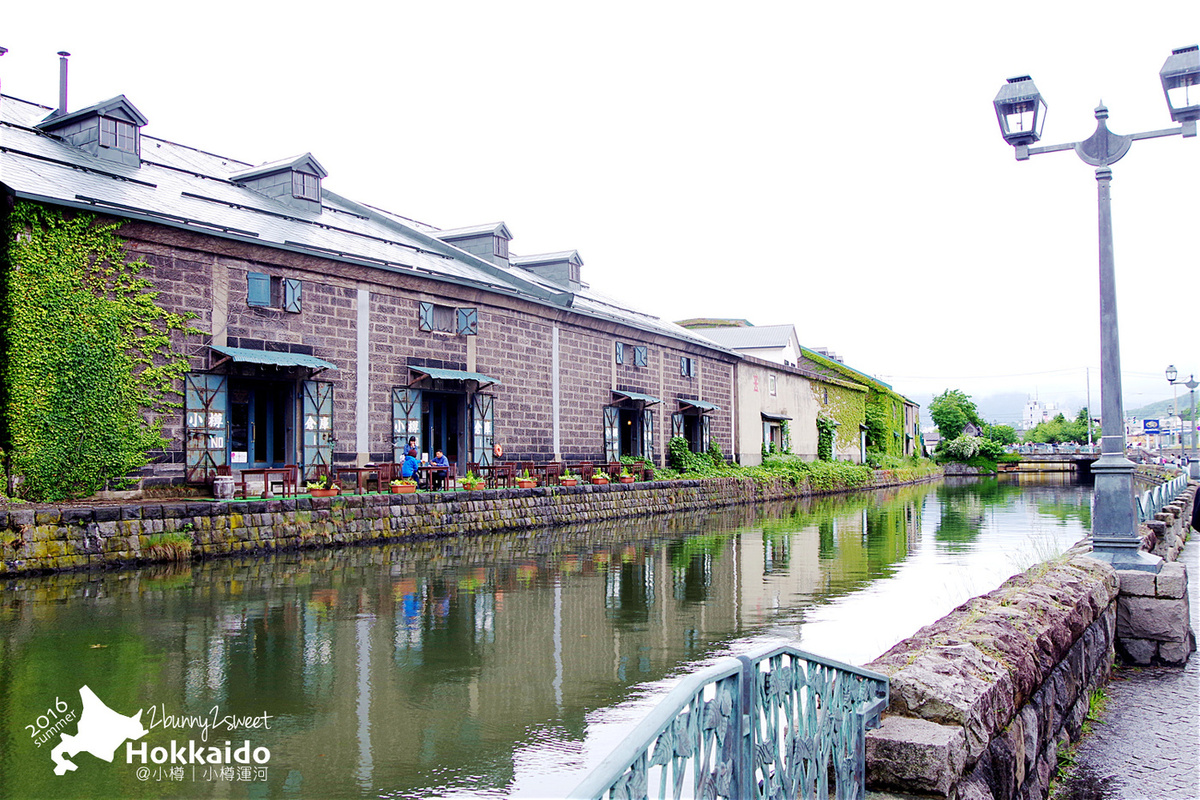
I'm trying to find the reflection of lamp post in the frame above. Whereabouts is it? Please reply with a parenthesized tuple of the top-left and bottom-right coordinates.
(994, 47, 1199, 573)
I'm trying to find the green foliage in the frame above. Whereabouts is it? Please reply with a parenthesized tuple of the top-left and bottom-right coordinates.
(983, 423, 1018, 445)
(929, 389, 982, 440)
(864, 398, 890, 450)
(1023, 411, 1096, 445)
(779, 420, 791, 454)
(816, 416, 837, 461)
(3, 204, 196, 501)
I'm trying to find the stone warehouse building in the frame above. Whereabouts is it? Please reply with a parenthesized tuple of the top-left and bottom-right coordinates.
(1, 85, 739, 485)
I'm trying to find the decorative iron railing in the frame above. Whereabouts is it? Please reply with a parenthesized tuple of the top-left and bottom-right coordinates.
(567, 644, 889, 800)
(1136, 472, 1190, 523)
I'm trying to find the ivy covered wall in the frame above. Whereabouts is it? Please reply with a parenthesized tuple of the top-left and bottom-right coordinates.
(1, 203, 195, 501)
(801, 348, 915, 458)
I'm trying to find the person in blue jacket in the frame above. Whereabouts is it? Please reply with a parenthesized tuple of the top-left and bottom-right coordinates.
(401, 450, 419, 480)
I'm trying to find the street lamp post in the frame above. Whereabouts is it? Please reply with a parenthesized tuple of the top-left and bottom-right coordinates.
(1167, 364, 1181, 460)
(1164, 365, 1199, 477)
(995, 46, 1200, 573)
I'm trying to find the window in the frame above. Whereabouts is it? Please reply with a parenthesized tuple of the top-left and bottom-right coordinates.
(248, 272, 302, 313)
(419, 302, 477, 335)
(769, 375, 777, 396)
(99, 117, 137, 153)
(292, 171, 320, 201)
(680, 357, 695, 378)
(494, 236, 510, 259)
(633, 346, 648, 368)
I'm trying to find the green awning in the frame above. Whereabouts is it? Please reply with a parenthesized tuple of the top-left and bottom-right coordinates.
(761, 412, 792, 422)
(410, 367, 500, 388)
(679, 398, 721, 412)
(211, 345, 337, 372)
(613, 390, 660, 406)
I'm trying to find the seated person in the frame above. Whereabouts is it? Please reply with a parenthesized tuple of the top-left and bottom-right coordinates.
(429, 450, 450, 490)
(401, 451, 420, 481)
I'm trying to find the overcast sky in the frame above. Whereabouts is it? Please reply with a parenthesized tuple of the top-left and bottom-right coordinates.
(3, 1, 1198, 422)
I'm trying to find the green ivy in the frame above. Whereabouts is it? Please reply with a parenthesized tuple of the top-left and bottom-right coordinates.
(816, 417, 837, 461)
(2, 204, 196, 501)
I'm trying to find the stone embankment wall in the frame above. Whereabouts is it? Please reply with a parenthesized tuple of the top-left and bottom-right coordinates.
(0, 471, 937, 577)
(865, 480, 1196, 800)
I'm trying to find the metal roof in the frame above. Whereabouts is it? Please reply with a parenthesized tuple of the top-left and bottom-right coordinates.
(409, 367, 500, 388)
(679, 398, 721, 412)
(613, 390, 661, 405)
(0, 93, 739, 359)
(210, 345, 337, 371)
(690, 324, 798, 351)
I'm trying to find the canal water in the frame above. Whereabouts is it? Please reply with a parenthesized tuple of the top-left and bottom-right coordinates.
(0, 475, 1091, 799)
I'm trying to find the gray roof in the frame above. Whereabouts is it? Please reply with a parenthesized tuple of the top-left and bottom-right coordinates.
(0, 93, 735, 357)
(689, 324, 798, 350)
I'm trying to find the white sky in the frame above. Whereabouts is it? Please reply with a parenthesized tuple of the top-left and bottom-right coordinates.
(3, 1, 1198, 418)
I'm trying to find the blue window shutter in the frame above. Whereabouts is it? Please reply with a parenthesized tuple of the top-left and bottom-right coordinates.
(634, 346, 647, 368)
(615, 342, 624, 365)
(456, 307, 478, 336)
(248, 272, 271, 307)
(419, 302, 434, 332)
(283, 279, 302, 313)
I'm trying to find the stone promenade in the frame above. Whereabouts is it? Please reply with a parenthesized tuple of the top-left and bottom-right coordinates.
(1065, 538, 1199, 799)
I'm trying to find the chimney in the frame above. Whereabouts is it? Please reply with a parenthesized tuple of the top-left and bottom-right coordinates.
(57, 51, 70, 117)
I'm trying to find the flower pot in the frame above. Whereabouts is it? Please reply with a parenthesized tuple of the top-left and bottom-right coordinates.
(463, 481, 486, 491)
(591, 476, 609, 485)
(560, 478, 578, 487)
(391, 484, 417, 494)
(517, 479, 536, 489)
(310, 488, 338, 497)
(619, 476, 635, 484)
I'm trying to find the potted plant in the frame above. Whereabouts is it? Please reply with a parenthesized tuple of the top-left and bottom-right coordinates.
(462, 471, 486, 491)
(390, 478, 418, 494)
(560, 468, 578, 487)
(516, 468, 536, 489)
(307, 474, 339, 497)
(591, 472, 609, 485)
(618, 466, 635, 484)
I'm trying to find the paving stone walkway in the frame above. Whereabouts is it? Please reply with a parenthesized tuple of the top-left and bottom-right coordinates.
(1065, 537, 1200, 799)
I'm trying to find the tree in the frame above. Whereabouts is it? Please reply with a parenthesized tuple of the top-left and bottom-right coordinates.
(983, 423, 1018, 445)
(929, 389, 982, 440)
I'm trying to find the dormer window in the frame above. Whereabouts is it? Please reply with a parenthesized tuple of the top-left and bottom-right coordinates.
(230, 153, 328, 214)
(434, 222, 514, 268)
(100, 117, 137, 154)
(35, 94, 148, 168)
(293, 171, 319, 201)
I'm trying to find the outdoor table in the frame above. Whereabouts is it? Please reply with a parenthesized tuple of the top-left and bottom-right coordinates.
(418, 464, 450, 491)
(236, 467, 296, 498)
(335, 466, 382, 495)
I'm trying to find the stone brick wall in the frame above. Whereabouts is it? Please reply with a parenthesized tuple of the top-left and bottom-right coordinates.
(108, 217, 739, 483)
(0, 472, 937, 578)
(865, 548, 1119, 799)
(865, 479, 1196, 799)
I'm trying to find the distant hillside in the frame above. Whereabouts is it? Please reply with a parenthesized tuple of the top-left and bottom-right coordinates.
(1129, 397, 1198, 420)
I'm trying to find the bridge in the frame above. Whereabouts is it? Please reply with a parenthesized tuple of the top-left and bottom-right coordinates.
(998, 446, 1100, 474)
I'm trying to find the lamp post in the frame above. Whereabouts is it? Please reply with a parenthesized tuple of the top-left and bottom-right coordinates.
(995, 46, 1200, 573)
(1164, 365, 1198, 477)
(1166, 364, 1181, 459)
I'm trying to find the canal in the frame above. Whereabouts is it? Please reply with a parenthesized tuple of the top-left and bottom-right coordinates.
(0, 475, 1091, 799)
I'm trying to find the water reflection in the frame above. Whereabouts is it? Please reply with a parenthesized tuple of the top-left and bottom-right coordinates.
(0, 476, 1090, 799)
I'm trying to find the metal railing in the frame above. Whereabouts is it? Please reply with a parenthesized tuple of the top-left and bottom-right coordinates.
(1136, 473, 1190, 523)
(567, 644, 889, 800)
